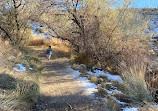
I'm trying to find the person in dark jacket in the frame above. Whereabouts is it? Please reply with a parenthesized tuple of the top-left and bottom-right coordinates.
(46, 46, 52, 60)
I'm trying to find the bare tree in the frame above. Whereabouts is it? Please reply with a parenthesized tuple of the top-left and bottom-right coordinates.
(0, 0, 150, 71)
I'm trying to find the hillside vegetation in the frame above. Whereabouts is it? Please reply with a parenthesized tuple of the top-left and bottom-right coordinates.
(1, 0, 158, 110)
(0, 38, 43, 110)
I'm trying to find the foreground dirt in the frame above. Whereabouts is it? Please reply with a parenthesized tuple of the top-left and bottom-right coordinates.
(31, 47, 103, 111)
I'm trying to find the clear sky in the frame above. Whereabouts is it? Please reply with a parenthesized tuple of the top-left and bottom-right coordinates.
(133, 0, 158, 8)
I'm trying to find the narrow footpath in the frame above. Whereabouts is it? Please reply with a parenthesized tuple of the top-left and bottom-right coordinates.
(32, 47, 102, 111)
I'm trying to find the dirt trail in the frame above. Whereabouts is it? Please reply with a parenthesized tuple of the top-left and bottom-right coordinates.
(32, 47, 102, 111)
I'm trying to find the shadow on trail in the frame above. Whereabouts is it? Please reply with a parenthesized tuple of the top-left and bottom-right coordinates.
(32, 92, 96, 111)
(44, 60, 68, 72)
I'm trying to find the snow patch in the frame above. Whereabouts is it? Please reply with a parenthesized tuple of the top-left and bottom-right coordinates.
(87, 68, 123, 83)
(106, 82, 112, 85)
(87, 70, 106, 76)
(122, 107, 138, 111)
(29, 67, 33, 70)
(104, 73, 123, 83)
(105, 89, 122, 94)
(69, 65, 124, 99)
(13, 64, 26, 72)
(68, 66, 98, 96)
(153, 104, 158, 108)
(77, 77, 98, 95)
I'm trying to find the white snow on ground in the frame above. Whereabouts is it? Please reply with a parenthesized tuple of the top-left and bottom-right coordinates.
(154, 104, 158, 108)
(69, 65, 124, 103)
(104, 73, 123, 83)
(68, 66, 81, 77)
(68, 66, 98, 96)
(69, 64, 158, 110)
(87, 69, 105, 76)
(105, 89, 122, 94)
(29, 67, 33, 70)
(106, 82, 112, 85)
(122, 107, 138, 111)
(69, 65, 124, 96)
(77, 77, 98, 95)
(153, 103, 158, 109)
(87, 70, 123, 83)
(13, 64, 26, 72)
(75, 65, 123, 83)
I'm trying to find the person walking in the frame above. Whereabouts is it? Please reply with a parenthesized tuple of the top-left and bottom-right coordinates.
(46, 46, 52, 60)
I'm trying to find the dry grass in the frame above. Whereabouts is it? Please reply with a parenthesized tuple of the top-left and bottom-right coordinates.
(52, 44, 70, 53)
(28, 38, 44, 46)
(71, 64, 80, 70)
(0, 83, 39, 111)
(79, 65, 87, 73)
(17, 46, 44, 78)
(80, 73, 89, 77)
(16, 81, 40, 104)
(96, 86, 108, 98)
(28, 38, 71, 60)
(0, 38, 42, 110)
(73, 52, 90, 64)
(139, 102, 158, 111)
(73, 53, 97, 69)
(42, 38, 71, 58)
(0, 76, 40, 111)
(43, 38, 70, 51)
(111, 81, 126, 92)
(145, 61, 158, 103)
(98, 75, 108, 81)
(153, 42, 158, 47)
(101, 82, 113, 91)
(0, 91, 20, 111)
(103, 96, 122, 111)
(120, 62, 153, 103)
(88, 75, 101, 85)
(0, 73, 40, 110)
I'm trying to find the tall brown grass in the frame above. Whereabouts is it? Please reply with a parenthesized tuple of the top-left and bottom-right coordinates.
(28, 38, 44, 46)
(145, 61, 158, 102)
(0, 39, 42, 110)
(0, 81, 39, 111)
(0, 91, 20, 111)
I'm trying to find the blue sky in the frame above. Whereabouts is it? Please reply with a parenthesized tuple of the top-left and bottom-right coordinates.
(133, 0, 158, 8)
